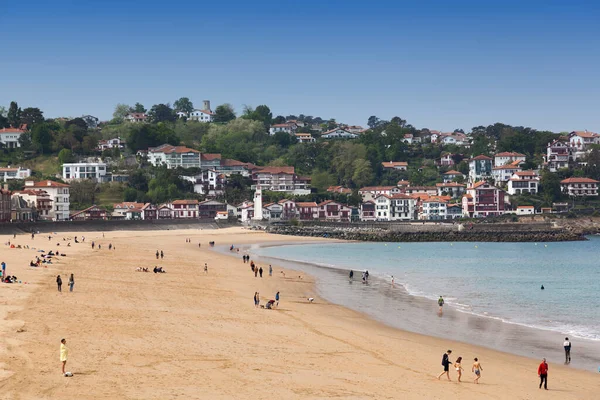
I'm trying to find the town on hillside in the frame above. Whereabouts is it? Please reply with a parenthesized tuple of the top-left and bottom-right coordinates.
(0, 100, 599, 223)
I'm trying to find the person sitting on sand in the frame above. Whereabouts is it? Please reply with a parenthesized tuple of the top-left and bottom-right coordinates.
(472, 358, 483, 384)
(454, 357, 464, 382)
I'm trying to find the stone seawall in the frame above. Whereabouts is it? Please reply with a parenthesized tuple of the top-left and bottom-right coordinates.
(267, 225, 584, 242)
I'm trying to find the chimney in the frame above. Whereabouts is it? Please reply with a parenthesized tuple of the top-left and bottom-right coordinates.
(202, 100, 211, 112)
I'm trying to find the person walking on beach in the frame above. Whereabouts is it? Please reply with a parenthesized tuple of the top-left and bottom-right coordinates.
(1, 261, 5, 279)
(68, 274, 74, 292)
(538, 358, 549, 390)
(472, 358, 483, 384)
(438, 296, 445, 311)
(563, 337, 572, 364)
(204, 263, 208, 274)
(160, 250, 164, 259)
(437, 350, 452, 381)
(269, 265, 272, 276)
(91, 241, 95, 249)
(60, 338, 68, 376)
(349, 270, 353, 281)
(254, 266, 258, 278)
(275, 291, 280, 306)
(109, 243, 112, 250)
(254, 292, 260, 308)
(156, 250, 159, 260)
(56, 275, 62, 292)
(259, 266, 263, 278)
(454, 357, 464, 382)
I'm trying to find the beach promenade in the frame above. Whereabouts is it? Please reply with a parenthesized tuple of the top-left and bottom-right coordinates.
(0, 227, 596, 399)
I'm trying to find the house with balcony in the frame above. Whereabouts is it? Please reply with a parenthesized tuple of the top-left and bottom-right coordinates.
(317, 200, 351, 221)
(141, 203, 158, 220)
(13, 189, 53, 220)
(492, 161, 523, 184)
(441, 170, 465, 183)
(373, 194, 416, 221)
(24, 180, 70, 221)
(436, 182, 466, 198)
(147, 144, 201, 169)
(157, 204, 174, 219)
(360, 201, 376, 221)
(97, 137, 125, 151)
(569, 131, 599, 151)
(182, 169, 225, 197)
(468, 155, 493, 183)
(494, 152, 526, 167)
(124, 113, 147, 123)
(462, 181, 507, 218)
(198, 199, 227, 219)
(113, 202, 146, 219)
(560, 177, 599, 197)
(70, 205, 108, 221)
(0, 127, 26, 148)
(359, 186, 402, 201)
(11, 195, 34, 221)
(419, 199, 448, 220)
(296, 202, 318, 221)
(251, 166, 311, 195)
(295, 133, 316, 143)
(171, 199, 199, 218)
(545, 140, 570, 172)
(277, 199, 297, 220)
(507, 171, 539, 195)
(381, 161, 408, 171)
(62, 162, 108, 182)
(0, 167, 31, 181)
(438, 153, 456, 167)
(264, 202, 284, 221)
(269, 122, 297, 136)
(321, 128, 358, 139)
(446, 203, 463, 219)
(187, 109, 214, 122)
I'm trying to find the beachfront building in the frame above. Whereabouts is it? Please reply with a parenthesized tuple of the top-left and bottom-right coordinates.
(374, 194, 416, 221)
(296, 202, 319, 221)
(24, 180, 70, 221)
(11, 195, 33, 221)
(62, 162, 108, 182)
(0, 167, 31, 181)
(491, 161, 522, 184)
(494, 152, 526, 167)
(170, 199, 199, 218)
(317, 200, 351, 222)
(0, 127, 26, 148)
(507, 171, 540, 195)
(516, 205, 535, 215)
(360, 201, 376, 221)
(381, 161, 408, 171)
(250, 166, 311, 195)
(419, 199, 447, 220)
(70, 205, 108, 221)
(560, 177, 599, 197)
(441, 170, 465, 183)
(141, 203, 158, 220)
(263, 202, 283, 221)
(359, 186, 402, 202)
(468, 155, 493, 183)
(13, 189, 53, 220)
(147, 144, 201, 169)
(198, 199, 228, 219)
(113, 202, 146, 219)
(446, 203, 463, 219)
(545, 140, 570, 172)
(321, 128, 358, 139)
(0, 186, 11, 222)
(462, 181, 507, 218)
(157, 204, 174, 219)
(436, 182, 466, 198)
(276, 199, 297, 220)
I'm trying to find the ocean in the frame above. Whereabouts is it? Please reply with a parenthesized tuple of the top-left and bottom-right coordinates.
(248, 237, 600, 371)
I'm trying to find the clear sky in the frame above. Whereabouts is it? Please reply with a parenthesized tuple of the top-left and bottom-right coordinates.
(1, 0, 599, 132)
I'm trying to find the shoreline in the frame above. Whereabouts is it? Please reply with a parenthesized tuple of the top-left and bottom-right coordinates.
(1, 228, 597, 399)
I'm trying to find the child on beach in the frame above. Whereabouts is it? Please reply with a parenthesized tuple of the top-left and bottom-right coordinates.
(454, 357, 464, 382)
(472, 358, 483, 383)
(60, 338, 68, 375)
(68, 274, 74, 292)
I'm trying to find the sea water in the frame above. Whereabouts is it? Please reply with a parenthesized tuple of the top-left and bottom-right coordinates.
(250, 237, 600, 370)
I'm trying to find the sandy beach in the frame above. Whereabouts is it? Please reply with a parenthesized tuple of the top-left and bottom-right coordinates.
(0, 227, 597, 399)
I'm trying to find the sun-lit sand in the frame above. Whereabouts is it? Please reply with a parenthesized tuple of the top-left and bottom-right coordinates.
(0, 227, 596, 399)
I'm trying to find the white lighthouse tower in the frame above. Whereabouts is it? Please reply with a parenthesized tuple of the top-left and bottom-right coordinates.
(252, 186, 263, 220)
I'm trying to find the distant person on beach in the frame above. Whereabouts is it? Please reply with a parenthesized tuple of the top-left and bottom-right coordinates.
(160, 251, 164, 259)
(109, 243, 112, 250)
(254, 266, 258, 278)
(454, 357, 464, 382)
(541, 285, 545, 290)
(259, 267, 263, 278)
(156, 251, 159, 260)
(56, 275, 62, 292)
(269, 265, 272, 276)
(365, 270, 369, 280)
(438, 296, 445, 311)
(1, 261, 5, 278)
(91, 242, 95, 249)
(204, 263, 208, 274)
(60, 338, 68, 375)
(538, 358, 549, 390)
(564, 337, 572, 364)
(254, 292, 259, 308)
(437, 350, 452, 380)
(472, 358, 483, 383)
(349, 270, 353, 280)
(68, 274, 74, 292)
(275, 291, 280, 306)
(391, 275, 395, 285)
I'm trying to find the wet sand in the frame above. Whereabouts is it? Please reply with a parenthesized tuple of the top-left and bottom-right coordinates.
(0, 228, 596, 399)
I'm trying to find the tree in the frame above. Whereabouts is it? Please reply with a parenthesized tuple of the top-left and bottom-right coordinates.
(367, 116, 380, 129)
(70, 180, 97, 206)
(132, 103, 146, 113)
(213, 104, 236, 123)
(147, 104, 176, 123)
(20, 107, 44, 127)
(58, 148, 75, 164)
(390, 116, 407, 127)
(310, 170, 336, 192)
(540, 171, 562, 203)
(242, 105, 272, 130)
(273, 115, 286, 125)
(113, 103, 131, 121)
(30, 122, 54, 153)
(173, 97, 194, 114)
(351, 159, 374, 187)
(7, 101, 21, 127)
(127, 123, 179, 151)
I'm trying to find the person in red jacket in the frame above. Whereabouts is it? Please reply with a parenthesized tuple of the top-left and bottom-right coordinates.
(538, 358, 549, 390)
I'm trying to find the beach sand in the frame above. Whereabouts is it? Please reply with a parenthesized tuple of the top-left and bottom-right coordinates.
(0, 227, 596, 399)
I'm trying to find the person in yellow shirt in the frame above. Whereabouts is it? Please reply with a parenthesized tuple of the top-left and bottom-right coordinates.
(60, 338, 68, 375)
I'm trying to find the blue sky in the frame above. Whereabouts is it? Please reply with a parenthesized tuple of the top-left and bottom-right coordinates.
(1, 0, 599, 132)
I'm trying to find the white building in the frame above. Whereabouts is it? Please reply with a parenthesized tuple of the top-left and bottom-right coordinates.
(269, 122, 297, 136)
(494, 152, 526, 167)
(373, 194, 416, 221)
(545, 140, 570, 172)
(124, 113, 147, 123)
(358, 186, 402, 202)
(181, 169, 225, 197)
(560, 177, 599, 197)
(24, 180, 70, 221)
(250, 166, 311, 195)
(516, 205, 535, 215)
(295, 133, 316, 143)
(147, 144, 201, 169)
(321, 128, 358, 139)
(0, 167, 31, 181)
(0, 127, 25, 148)
(113, 202, 146, 219)
(381, 161, 408, 171)
(188, 109, 213, 122)
(62, 162, 108, 182)
(97, 137, 125, 151)
(264, 202, 284, 221)
(492, 162, 522, 184)
(569, 131, 599, 151)
(507, 171, 539, 195)
(436, 182, 466, 198)
(420, 199, 447, 220)
(468, 155, 493, 183)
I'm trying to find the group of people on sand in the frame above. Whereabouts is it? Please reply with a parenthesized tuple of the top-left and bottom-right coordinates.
(254, 291, 280, 309)
(438, 350, 483, 384)
(2, 262, 18, 283)
(155, 250, 164, 260)
(56, 274, 75, 292)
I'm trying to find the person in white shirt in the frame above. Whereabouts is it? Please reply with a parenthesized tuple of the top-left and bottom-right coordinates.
(563, 337, 571, 364)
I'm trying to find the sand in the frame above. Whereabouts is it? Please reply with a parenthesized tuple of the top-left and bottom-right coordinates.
(0, 227, 596, 399)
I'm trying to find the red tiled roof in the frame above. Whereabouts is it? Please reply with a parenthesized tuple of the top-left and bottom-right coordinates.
(571, 131, 599, 138)
(389, 194, 414, 200)
(517, 205, 535, 209)
(560, 177, 599, 184)
(221, 158, 255, 168)
(254, 166, 295, 174)
(492, 164, 521, 170)
(397, 180, 410, 185)
(443, 170, 462, 175)
(382, 161, 408, 168)
(436, 182, 466, 187)
(0, 128, 26, 134)
(27, 180, 69, 188)
(201, 153, 221, 161)
(359, 186, 396, 192)
(515, 170, 538, 177)
(495, 152, 526, 157)
(149, 144, 199, 154)
(296, 202, 317, 207)
(470, 181, 488, 189)
(114, 202, 145, 209)
(471, 155, 492, 161)
(172, 199, 199, 205)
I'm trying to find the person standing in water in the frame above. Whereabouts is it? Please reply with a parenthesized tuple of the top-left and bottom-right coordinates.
(563, 337, 572, 364)
(438, 296, 445, 311)
(472, 358, 483, 383)
(60, 338, 68, 375)
(68, 274, 74, 292)
(349, 270, 353, 280)
(269, 265, 273, 276)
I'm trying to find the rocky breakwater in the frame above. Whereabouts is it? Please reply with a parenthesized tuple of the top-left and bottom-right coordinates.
(267, 224, 585, 242)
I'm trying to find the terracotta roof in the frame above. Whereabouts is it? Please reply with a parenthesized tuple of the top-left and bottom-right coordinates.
(471, 155, 492, 161)
(381, 161, 408, 168)
(253, 166, 295, 175)
(322, 128, 353, 135)
(515, 170, 538, 177)
(221, 158, 255, 168)
(517, 205, 535, 209)
(201, 153, 221, 161)
(463, 194, 473, 199)
(447, 203, 462, 208)
(0, 168, 19, 172)
(296, 202, 317, 207)
(571, 131, 599, 138)
(495, 152, 526, 157)
(436, 182, 466, 187)
(27, 180, 69, 188)
(397, 180, 410, 185)
(443, 170, 462, 175)
(470, 181, 488, 189)
(149, 144, 200, 154)
(272, 123, 294, 128)
(560, 177, 599, 184)
(389, 194, 415, 200)
(359, 186, 396, 192)
(492, 164, 521, 170)
(114, 202, 145, 209)
(141, 203, 155, 210)
(0, 128, 26, 134)
(423, 198, 448, 203)
(172, 199, 199, 205)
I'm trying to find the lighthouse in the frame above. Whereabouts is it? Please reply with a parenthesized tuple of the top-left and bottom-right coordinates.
(252, 186, 263, 220)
